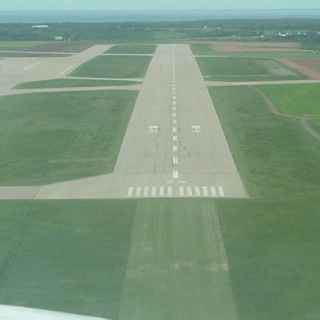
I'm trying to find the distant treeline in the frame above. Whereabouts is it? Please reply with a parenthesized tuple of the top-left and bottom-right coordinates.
(1, 19, 320, 43)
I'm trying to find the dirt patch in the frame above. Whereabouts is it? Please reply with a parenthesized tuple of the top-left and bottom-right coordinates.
(209, 41, 302, 53)
(279, 58, 320, 80)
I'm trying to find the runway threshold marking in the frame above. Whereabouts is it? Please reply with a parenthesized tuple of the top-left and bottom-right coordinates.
(127, 185, 226, 198)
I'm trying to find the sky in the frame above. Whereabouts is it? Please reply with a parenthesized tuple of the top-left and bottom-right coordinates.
(1, 0, 320, 11)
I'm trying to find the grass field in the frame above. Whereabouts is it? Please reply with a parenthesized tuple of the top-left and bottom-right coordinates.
(15, 78, 141, 89)
(72, 55, 152, 79)
(0, 41, 48, 50)
(259, 84, 320, 116)
(209, 85, 320, 199)
(190, 43, 214, 55)
(0, 90, 137, 185)
(197, 57, 303, 81)
(217, 198, 320, 320)
(0, 200, 135, 319)
(107, 44, 156, 54)
(0, 198, 318, 320)
(216, 51, 320, 59)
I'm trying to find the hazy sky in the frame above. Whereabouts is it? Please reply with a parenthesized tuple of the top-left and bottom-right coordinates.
(1, 0, 320, 10)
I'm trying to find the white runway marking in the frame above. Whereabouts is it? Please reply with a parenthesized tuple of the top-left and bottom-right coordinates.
(128, 187, 134, 197)
(173, 145, 178, 152)
(173, 170, 179, 179)
(149, 125, 159, 133)
(173, 101, 177, 105)
(194, 186, 201, 197)
(127, 185, 227, 198)
(173, 135, 178, 141)
(60, 65, 75, 76)
(173, 156, 179, 165)
(23, 61, 41, 71)
(143, 186, 149, 197)
(172, 112, 177, 117)
(218, 186, 225, 197)
(172, 119, 177, 125)
(192, 125, 201, 134)
(172, 127, 177, 133)
(187, 186, 193, 197)
(210, 186, 217, 197)
(202, 186, 209, 197)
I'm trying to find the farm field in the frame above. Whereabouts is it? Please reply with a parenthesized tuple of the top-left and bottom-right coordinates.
(191, 43, 215, 55)
(259, 84, 320, 116)
(107, 44, 156, 54)
(0, 41, 96, 52)
(71, 55, 152, 78)
(0, 90, 137, 185)
(197, 57, 303, 81)
(209, 85, 320, 199)
(15, 78, 141, 89)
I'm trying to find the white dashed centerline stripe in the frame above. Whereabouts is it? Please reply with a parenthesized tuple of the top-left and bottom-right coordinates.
(172, 127, 177, 133)
(173, 156, 179, 165)
(173, 170, 179, 179)
(173, 135, 178, 142)
(173, 145, 178, 152)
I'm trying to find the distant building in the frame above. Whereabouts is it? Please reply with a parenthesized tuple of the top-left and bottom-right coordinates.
(54, 36, 64, 41)
(32, 25, 49, 29)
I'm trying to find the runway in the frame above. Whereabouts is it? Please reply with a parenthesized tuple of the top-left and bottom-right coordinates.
(35, 44, 247, 199)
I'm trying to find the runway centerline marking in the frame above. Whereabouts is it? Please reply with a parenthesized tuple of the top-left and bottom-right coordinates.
(173, 156, 179, 165)
(173, 145, 178, 152)
(173, 135, 178, 141)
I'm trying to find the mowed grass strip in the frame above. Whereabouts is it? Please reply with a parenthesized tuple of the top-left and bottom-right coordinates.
(217, 198, 320, 320)
(0, 41, 48, 50)
(72, 55, 152, 79)
(107, 44, 156, 54)
(0, 90, 137, 185)
(0, 200, 136, 319)
(209, 85, 320, 199)
(15, 78, 141, 89)
(198, 57, 302, 81)
(259, 84, 320, 116)
(119, 199, 237, 320)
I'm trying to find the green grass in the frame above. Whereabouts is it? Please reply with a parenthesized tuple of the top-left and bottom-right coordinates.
(0, 90, 137, 185)
(0, 198, 319, 320)
(72, 55, 152, 79)
(197, 57, 303, 81)
(15, 78, 141, 89)
(259, 84, 320, 116)
(0, 41, 48, 50)
(107, 44, 156, 54)
(216, 50, 320, 59)
(209, 85, 320, 199)
(0, 200, 135, 319)
(190, 43, 214, 55)
(217, 198, 320, 320)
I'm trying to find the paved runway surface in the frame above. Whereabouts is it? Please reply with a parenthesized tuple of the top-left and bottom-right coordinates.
(34, 44, 247, 199)
(0, 45, 111, 94)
